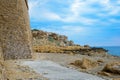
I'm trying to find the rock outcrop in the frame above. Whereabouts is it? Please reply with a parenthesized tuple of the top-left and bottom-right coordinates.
(102, 62, 120, 75)
(32, 29, 74, 46)
(78, 47, 108, 56)
(32, 29, 108, 56)
(70, 58, 98, 70)
(113, 78, 120, 80)
(98, 62, 120, 78)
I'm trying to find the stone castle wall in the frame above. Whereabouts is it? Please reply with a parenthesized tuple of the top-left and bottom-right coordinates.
(0, 0, 32, 59)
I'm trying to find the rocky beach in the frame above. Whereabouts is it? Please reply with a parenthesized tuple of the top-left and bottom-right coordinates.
(0, 29, 120, 80)
(30, 30, 120, 80)
(2, 51, 119, 80)
(1, 51, 120, 80)
(0, 0, 120, 80)
(32, 52, 120, 80)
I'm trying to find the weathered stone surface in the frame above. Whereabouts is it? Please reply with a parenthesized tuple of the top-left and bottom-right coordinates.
(0, 0, 32, 59)
(0, 47, 3, 60)
(70, 58, 98, 70)
(98, 71, 111, 77)
(32, 29, 74, 46)
(102, 62, 120, 75)
(113, 78, 120, 80)
(0, 60, 7, 80)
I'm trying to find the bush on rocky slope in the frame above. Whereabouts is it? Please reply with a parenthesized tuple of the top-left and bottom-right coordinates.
(70, 58, 98, 70)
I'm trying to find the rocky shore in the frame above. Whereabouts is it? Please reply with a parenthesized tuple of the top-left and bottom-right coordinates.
(31, 29, 120, 80)
(0, 29, 119, 80)
(1, 51, 119, 80)
(33, 53, 120, 80)
(32, 29, 74, 46)
(32, 29, 108, 57)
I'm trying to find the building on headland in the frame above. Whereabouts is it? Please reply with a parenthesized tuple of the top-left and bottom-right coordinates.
(0, 0, 32, 60)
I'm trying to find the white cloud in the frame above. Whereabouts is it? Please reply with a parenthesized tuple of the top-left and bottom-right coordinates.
(41, 11, 62, 21)
(60, 0, 97, 24)
(61, 26, 84, 33)
(108, 19, 120, 23)
(28, 0, 98, 25)
(96, 0, 120, 16)
(28, 0, 120, 46)
(28, 0, 120, 24)
(38, 25, 88, 37)
(28, 0, 40, 15)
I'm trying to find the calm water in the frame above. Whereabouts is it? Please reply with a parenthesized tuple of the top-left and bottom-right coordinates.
(102, 46, 120, 56)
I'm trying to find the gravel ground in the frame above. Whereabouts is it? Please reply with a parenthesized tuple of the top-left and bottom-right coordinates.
(32, 53, 120, 80)
(22, 60, 106, 80)
(18, 53, 119, 80)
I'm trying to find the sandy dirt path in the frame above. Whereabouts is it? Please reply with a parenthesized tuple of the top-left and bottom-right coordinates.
(22, 60, 106, 80)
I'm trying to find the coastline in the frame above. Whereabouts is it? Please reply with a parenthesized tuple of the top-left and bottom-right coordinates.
(3, 52, 120, 80)
(94, 46, 120, 57)
(32, 52, 120, 80)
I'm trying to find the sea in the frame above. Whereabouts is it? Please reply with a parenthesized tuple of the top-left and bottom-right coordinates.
(102, 46, 120, 57)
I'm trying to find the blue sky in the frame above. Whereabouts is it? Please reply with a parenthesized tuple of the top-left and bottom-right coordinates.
(28, 0, 120, 46)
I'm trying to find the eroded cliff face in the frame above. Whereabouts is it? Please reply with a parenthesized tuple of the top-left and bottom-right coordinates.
(0, 0, 32, 60)
(32, 29, 74, 46)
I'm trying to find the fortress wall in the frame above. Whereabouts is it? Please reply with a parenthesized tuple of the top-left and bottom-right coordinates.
(0, 0, 32, 60)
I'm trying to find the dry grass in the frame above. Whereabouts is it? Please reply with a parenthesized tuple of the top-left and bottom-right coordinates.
(33, 45, 62, 53)
(33, 45, 85, 54)
(3, 60, 47, 80)
(70, 58, 98, 70)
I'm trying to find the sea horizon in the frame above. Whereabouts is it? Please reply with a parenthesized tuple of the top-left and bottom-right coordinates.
(94, 46, 120, 57)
